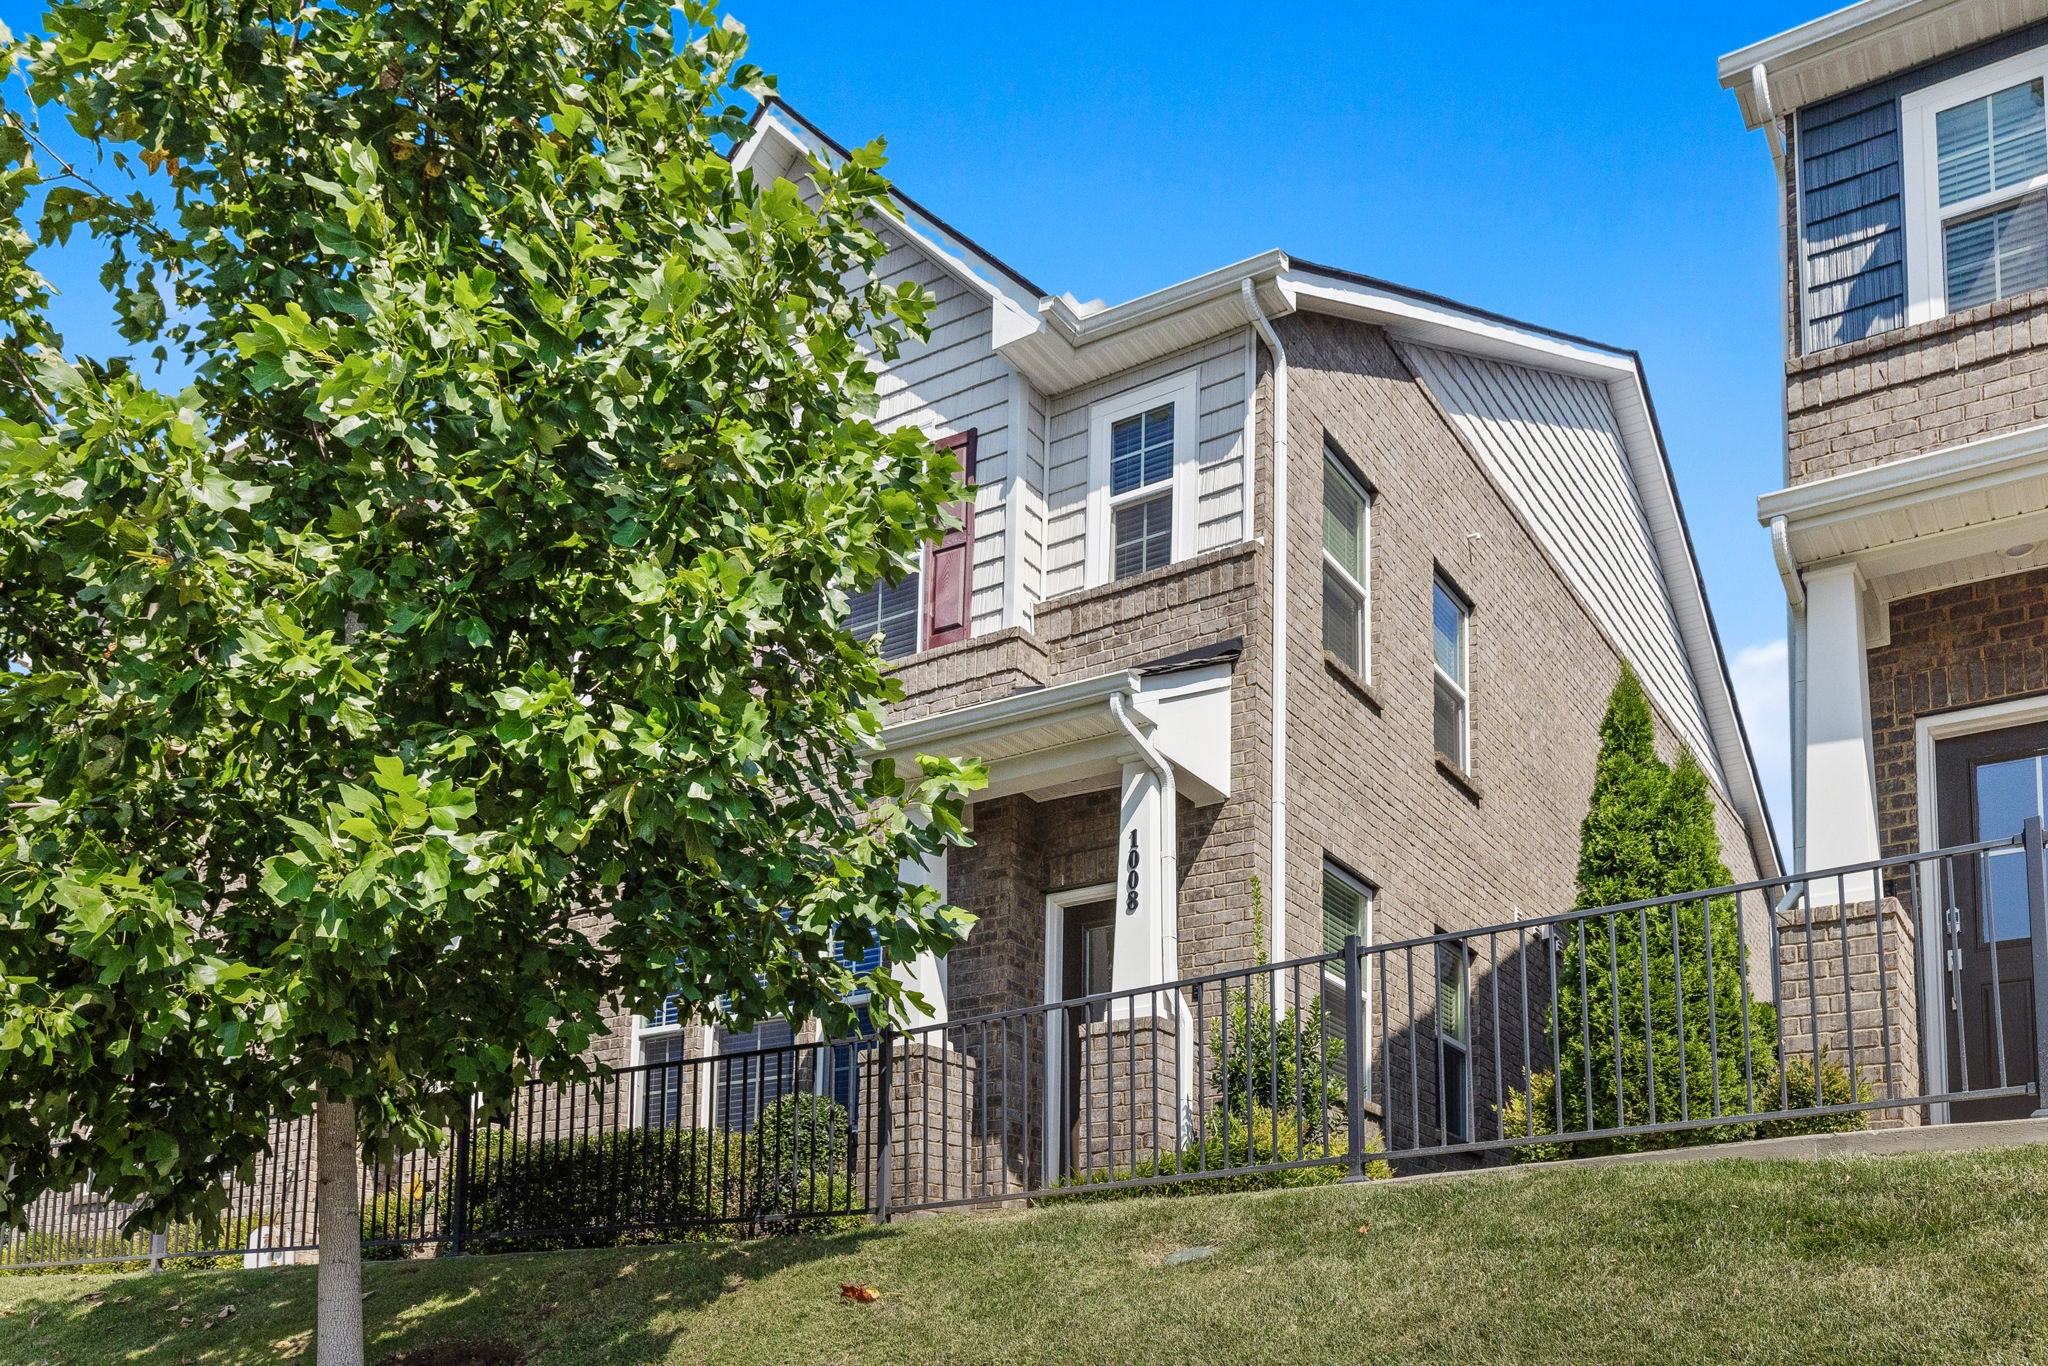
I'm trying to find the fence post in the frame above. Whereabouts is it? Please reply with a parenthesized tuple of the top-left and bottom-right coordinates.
(147, 1230, 167, 1273)
(2025, 817, 2048, 1119)
(873, 1028, 896, 1224)
(446, 1099, 473, 1256)
(1344, 933, 1368, 1180)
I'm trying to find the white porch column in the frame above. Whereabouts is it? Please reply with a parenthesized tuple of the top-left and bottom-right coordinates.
(1802, 564, 1882, 902)
(897, 848, 951, 1029)
(1112, 758, 1175, 992)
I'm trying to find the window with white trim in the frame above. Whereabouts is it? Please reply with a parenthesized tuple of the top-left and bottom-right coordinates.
(1086, 368, 1201, 586)
(1903, 53, 2048, 323)
(847, 576, 920, 661)
(1320, 861, 1374, 958)
(1320, 860, 1377, 1098)
(1432, 576, 1470, 772)
(1322, 447, 1371, 676)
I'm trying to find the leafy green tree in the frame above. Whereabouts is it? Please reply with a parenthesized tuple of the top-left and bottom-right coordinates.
(1543, 665, 1767, 1149)
(0, 3, 977, 1360)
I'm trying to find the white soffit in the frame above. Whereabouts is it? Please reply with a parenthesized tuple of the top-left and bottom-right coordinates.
(877, 666, 1233, 806)
(1719, 0, 2048, 128)
(1760, 420, 2048, 599)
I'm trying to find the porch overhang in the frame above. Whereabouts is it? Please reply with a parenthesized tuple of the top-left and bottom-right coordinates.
(1759, 421, 2048, 645)
(877, 663, 1232, 807)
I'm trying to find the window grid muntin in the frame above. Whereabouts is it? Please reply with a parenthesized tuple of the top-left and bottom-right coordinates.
(848, 572, 921, 661)
(1109, 404, 1176, 496)
(1113, 493, 1173, 579)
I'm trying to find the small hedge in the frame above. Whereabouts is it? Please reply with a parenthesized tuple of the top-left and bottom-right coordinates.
(462, 1094, 863, 1252)
(1499, 1049, 1873, 1162)
(362, 1186, 439, 1261)
(1046, 1105, 1392, 1204)
(0, 1216, 259, 1276)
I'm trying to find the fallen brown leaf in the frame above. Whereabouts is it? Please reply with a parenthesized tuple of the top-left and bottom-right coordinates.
(839, 1284, 880, 1304)
(1356, 1224, 1371, 1234)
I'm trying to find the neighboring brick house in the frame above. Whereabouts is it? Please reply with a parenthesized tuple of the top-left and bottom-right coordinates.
(611, 99, 1777, 1159)
(1723, 0, 2048, 1121)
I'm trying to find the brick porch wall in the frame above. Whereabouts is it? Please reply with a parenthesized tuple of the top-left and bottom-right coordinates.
(1776, 898, 1924, 1126)
(1870, 565, 2048, 859)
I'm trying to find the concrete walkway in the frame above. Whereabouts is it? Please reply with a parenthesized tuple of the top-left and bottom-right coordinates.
(1378, 1114, 2048, 1188)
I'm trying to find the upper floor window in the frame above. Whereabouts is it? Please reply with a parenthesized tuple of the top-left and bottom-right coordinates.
(845, 429, 978, 660)
(1904, 54, 2048, 323)
(1087, 369, 1201, 586)
(1432, 575, 1471, 772)
(1112, 405, 1175, 577)
(848, 577, 921, 661)
(1322, 446, 1371, 677)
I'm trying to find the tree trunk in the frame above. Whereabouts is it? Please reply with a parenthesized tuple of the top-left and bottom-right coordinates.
(315, 1091, 364, 1366)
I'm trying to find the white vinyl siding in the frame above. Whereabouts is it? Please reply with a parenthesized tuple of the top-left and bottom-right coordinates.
(1401, 343, 1720, 781)
(1043, 332, 1252, 598)
(863, 224, 1015, 638)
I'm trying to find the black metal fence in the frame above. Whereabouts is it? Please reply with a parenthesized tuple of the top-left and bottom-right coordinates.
(9, 826, 2048, 1270)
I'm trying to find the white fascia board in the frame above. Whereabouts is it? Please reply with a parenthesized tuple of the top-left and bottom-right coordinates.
(1284, 273, 1637, 383)
(878, 669, 1145, 757)
(1758, 419, 2048, 536)
(1718, 0, 2048, 129)
(738, 110, 1047, 334)
(997, 254, 1292, 393)
(1039, 252, 1293, 344)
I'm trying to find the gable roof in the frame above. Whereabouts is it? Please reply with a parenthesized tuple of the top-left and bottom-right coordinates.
(734, 99, 1782, 879)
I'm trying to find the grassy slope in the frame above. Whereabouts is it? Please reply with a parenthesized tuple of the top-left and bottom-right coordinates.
(5, 1147, 2048, 1366)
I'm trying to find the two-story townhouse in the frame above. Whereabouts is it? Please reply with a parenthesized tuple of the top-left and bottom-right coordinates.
(1724, 0, 2048, 1122)
(611, 99, 1778, 1171)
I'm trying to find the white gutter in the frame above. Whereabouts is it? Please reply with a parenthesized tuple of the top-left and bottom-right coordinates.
(1772, 515, 1809, 872)
(1110, 690, 1178, 977)
(1754, 62, 1788, 170)
(1243, 279, 1290, 965)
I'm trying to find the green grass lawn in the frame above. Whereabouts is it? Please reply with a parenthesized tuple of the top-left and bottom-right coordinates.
(6, 1146, 2048, 1365)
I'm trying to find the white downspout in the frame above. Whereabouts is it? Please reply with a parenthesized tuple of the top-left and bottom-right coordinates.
(1243, 279, 1290, 965)
(1110, 689, 1177, 977)
(1771, 515, 1808, 871)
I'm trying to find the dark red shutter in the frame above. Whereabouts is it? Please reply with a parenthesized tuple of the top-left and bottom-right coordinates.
(923, 429, 977, 648)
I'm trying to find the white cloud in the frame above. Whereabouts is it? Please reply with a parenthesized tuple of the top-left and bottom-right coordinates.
(1728, 638, 1791, 846)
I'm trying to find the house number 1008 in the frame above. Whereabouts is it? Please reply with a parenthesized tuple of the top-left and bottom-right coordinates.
(1125, 830, 1140, 914)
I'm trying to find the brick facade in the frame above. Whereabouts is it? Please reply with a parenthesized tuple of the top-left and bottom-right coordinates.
(1868, 566, 2048, 859)
(1776, 898, 1923, 1126)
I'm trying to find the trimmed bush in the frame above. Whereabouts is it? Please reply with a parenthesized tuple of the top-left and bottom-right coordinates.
(1499, 1049, 1870, 1162)
(362, 1185, 439, 1261)
(1210, 991, 1346, 1125)
(462, 1121, 862, 1253)
(0, 1216, 257, 1276)
(1047, 1105, 1391, 1204)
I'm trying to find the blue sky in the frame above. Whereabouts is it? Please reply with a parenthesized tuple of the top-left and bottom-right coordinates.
(1, 0, 1824, 835)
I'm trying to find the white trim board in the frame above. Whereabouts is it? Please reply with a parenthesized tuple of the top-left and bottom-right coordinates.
(1084, 367, 1205, 587)
(1042, 882, 1119, 1181)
